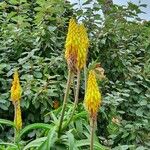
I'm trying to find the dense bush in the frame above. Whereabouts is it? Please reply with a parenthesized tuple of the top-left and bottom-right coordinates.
(0, 0, 149, 149)
(0, 0, 70, 141)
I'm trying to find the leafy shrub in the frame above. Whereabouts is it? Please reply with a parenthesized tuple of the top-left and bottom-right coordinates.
(0, 0, 150, 149)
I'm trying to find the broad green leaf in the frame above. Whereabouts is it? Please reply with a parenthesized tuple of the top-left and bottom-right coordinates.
(136, 146, 146, 150)
(19, 123, 51, 139)
(0, 119, 15, 127)
(0, 142, 19, 150)
(23, 137, 47, 150)
(47, 126, 57, 149)
(38, 126, 57, 150)
(66, 131, 75, 150)
(76, 139, 108, 150)
(136, 108, 143, 117)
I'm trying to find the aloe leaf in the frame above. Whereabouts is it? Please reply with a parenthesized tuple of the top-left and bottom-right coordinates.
(76, 139, 108, 150)
(19, 123, 51, 139)
(0, 119, 15, 127)
(23, 137, 47, 150)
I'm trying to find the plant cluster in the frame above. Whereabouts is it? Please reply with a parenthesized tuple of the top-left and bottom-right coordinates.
(0, 0, 150, 149)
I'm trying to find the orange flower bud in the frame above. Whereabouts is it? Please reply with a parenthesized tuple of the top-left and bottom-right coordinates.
(53, 100, 60, 109)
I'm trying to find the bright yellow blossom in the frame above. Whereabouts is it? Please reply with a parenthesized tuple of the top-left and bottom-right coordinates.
(11, 70, 22, 102)
(65, 18, 78, 72)
(77, 24, 89, 70)
(65, 18, 89, 72)
(11, 70, 22, 131)
(84, 70, 101, 119)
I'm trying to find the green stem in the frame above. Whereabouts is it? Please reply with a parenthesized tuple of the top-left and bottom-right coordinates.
(14, 103, 17, 143)
(14, 103, 20, 150)
(58, 69, 72, 136)
(62, 70, 80, 130)
(15, 131, 21, 150)
(90, 118, 95, 150)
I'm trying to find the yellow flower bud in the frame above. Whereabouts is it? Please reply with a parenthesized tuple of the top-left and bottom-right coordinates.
(84, 70, 102, 119)
(11, 70, 22, 102)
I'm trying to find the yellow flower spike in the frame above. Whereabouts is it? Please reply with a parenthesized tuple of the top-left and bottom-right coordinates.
(79, 24, 89, 49)
(84, 70, 102, 120)
(59, 20, 90, 134)
(65, 18, 78, 72)
(14, 101, 22, 131)
(77, 24, 89, 70)
(65, 18, 89, 72)
(11, 70, 22, 102)
(11, 70, 22, 133)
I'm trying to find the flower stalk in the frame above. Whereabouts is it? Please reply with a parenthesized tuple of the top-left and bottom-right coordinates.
(58, 18, 89, 134)
(70, 70, 80, 112)
(62, 70, 80, 129)
(84, 70, 102, 150)
(58, 18, 78, 135)
(70, 70, 81, 117)
(58, 69, 72, 136)
(90, 118, 95, 150)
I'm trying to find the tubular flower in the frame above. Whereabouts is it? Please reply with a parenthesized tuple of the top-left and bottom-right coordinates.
(77, 24, 89, 70)
(84, 70, 101, 120)
(11, 70, 22, 131)
(11, 70, 22, 102)
(65, 18, 89, 72)
(14, 101, 22, 131)
(65, 18, 78, 72)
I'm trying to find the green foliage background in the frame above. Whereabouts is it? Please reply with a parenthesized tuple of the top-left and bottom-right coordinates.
(0, 0, 149, 149)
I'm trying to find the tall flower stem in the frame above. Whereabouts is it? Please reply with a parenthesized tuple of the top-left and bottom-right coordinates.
(58, 69, 72, 136)
(14, 103, 17, 142)
(62, 70, 80, 130)
(14, 128, 20, 150)
(13, 102, 21, 150)
(72, 74, 76, 98)
(11, 70, 22, 149)
(90, 118, 95, 150)
(72, 70, 80, 113)
(14, 104, 17, 144)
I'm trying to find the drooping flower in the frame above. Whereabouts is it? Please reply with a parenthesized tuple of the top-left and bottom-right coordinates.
(84, 70, 101, 120)
(11, 70, 22, 102)
(14, 101, 22, 131)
